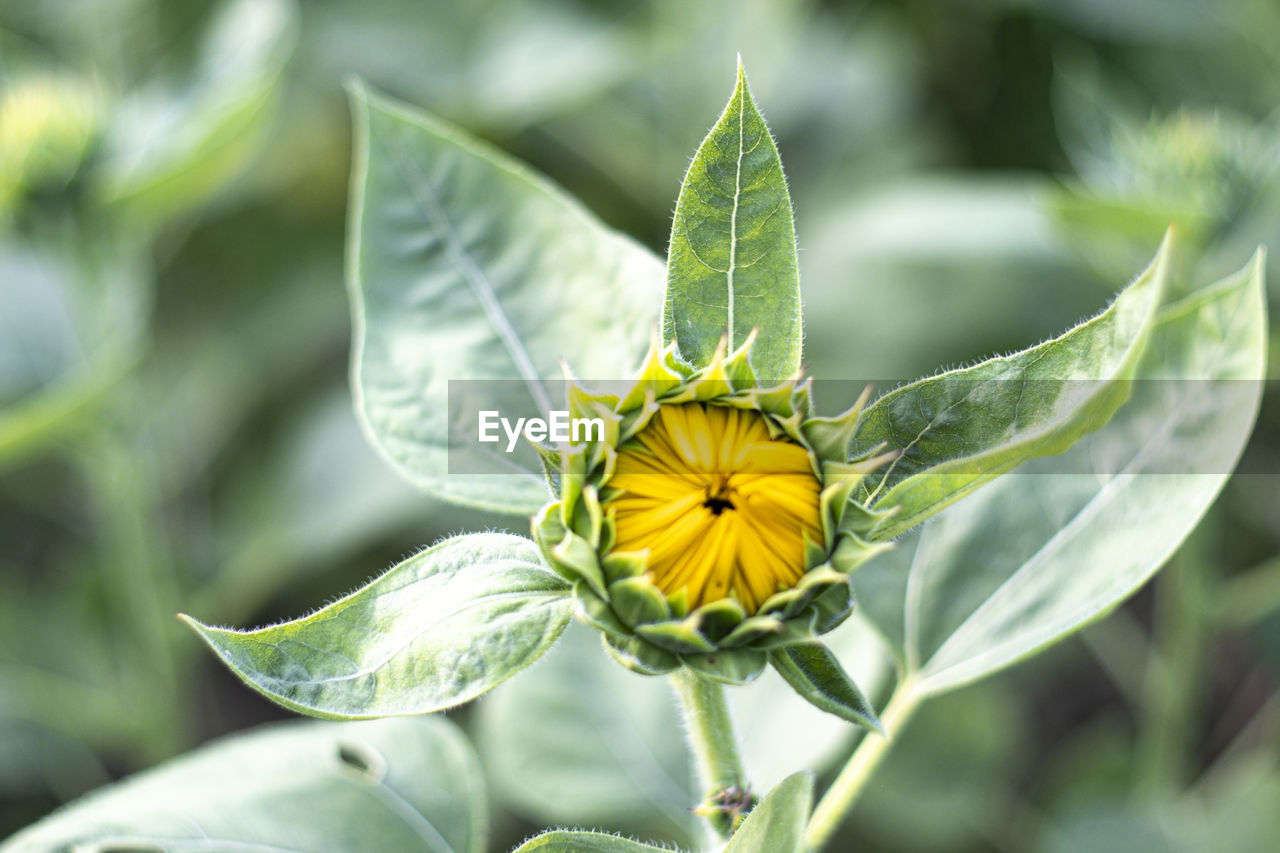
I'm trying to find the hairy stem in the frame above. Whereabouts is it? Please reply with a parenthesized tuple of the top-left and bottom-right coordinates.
(804, 677, 923, 852)
(671, 667, 750, 842)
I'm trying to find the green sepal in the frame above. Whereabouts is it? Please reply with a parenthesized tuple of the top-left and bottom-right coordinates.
(819, 462, 872, 544)
(608, 576, 672, 627)
(746, 611, 822, 651)
(551, 529, 608, 598)
(617, 332, 685, 413)
(809, 582, 855, 634)
(719, 614, 786, 647)
(603, 633, 680, 676)
(694, 597, 749, 643)
(573, 484, 605, 549)
(636, 618, 717, 654)
(531, 503, 573, 583)
(680, 648, 767, 685)
(601, 550, 647, 584)
(566, 379, 620, 424)
(558, 447, 588, 527)
(573, 581, 630, 639)
(532, 440, 561, 492)
(769, 643, 883, 732)
(803, 532, 828, 571)
(829, 532, 893, 575)
(618, 390, 661, 441)
(758, 566, 844, 621)
(666, 586, 690, 619)
(839, 499, 900, 539)
(802, 385, 872, 462)
(722, 383, 802, 425)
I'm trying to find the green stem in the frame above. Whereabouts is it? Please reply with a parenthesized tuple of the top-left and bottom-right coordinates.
(1216, 554, 1280, 627)
(671, 667, 749, 842)
(804, 677, 922, 853)
(1134, 526, 1214, 799)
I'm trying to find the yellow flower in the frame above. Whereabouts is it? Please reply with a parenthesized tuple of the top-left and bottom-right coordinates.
(607, 402, 822, 614)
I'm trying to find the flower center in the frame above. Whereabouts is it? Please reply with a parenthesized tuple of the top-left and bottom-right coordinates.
(606, 402, 822, 615)
(703, 475, 736, 515)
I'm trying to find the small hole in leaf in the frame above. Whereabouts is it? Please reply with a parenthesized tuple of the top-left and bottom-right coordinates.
(337, 741, 387, 781)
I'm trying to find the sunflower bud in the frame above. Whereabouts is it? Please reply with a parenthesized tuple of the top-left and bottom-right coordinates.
(532, 331, 895, 685)
(0, 73, 99, 217)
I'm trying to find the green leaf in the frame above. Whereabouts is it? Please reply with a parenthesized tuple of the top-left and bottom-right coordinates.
(348, 81, 664, 514)
(664, 60, 802, 380)
(853, 251, 1266, 694)
(723, 771, 813, 853)
(95, 0, 298, 224)
(853, 237, 1172, 540)
(768, 643, 882, 732)
(183, 533, 573, 718)
(476, 624, 695, 841)
(0, 716, 486, 853)
(512, 830, 680, 853)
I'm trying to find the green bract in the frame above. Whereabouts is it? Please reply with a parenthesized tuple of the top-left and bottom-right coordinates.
(532, 331, 893, 700)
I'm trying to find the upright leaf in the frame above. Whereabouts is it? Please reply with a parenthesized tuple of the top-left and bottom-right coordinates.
(348, 83, 664, 514)
(1, 717, 486, 853)
(183, 533, 572, 718)
(722, 772, 814, 853)
(95, 0, 298, 224)
(852, 251, 1266, 693)
(853, 237, 1172, 539)
(664, 61, 802, 379)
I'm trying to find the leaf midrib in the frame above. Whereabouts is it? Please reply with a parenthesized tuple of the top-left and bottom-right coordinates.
(726, 78, 745, 351)
(251, 587, 567, 688)
(387, 131, 553, 416)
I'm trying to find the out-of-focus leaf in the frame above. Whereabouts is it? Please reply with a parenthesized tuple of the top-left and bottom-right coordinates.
(1044, 755, 1280, 853)
(196, 391, 437, 621)
(295, 0, 638, 135)
(802, 178, 1091, 381)
(853, 684, 1024, 851)
(347, 83, 663, 514)
(853, 237, 1171, 540)
(722, 772, 812, 853)
(664, 61, 801, 379)
(0, 717, 486, 853)
(0, 241, 145, 468)
(853, 251, 1266, 693)
(94, 0, 298, 223)
(475, 623, 694, 842)
(183, 533, 572, 718)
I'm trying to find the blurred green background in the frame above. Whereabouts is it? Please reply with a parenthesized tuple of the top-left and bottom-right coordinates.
(2, 0, 1279, 849)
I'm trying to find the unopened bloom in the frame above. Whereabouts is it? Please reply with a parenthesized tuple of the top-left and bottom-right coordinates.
(533, 332, 894, 683)
(608, 402, 821, 614)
